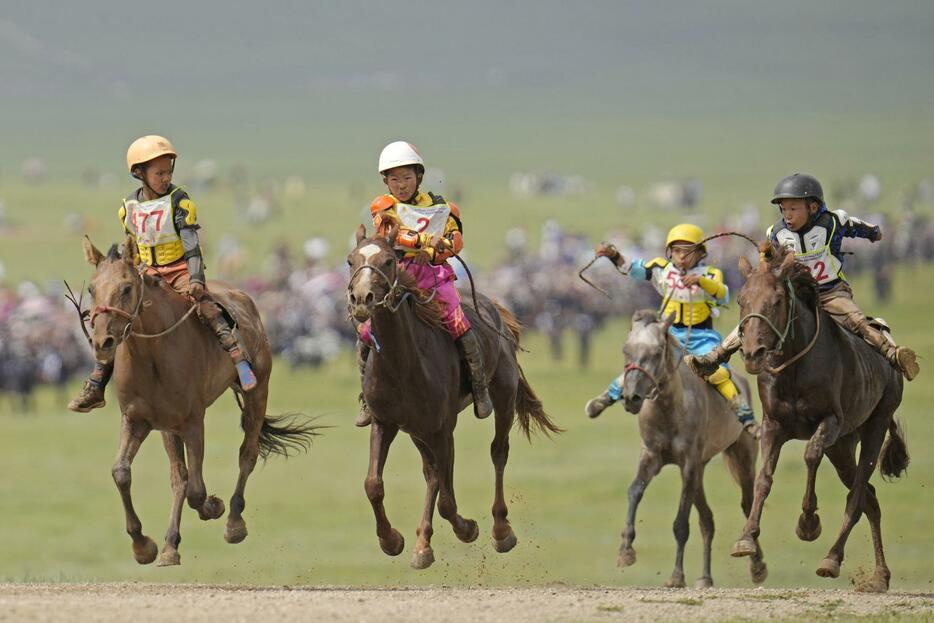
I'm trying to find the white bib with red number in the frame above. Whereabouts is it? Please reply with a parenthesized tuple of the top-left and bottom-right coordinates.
(395, 202, 450, 238)
(653, 263, 713, 304)
(123, 195, 178, 248)
(774, 227, 842, 285)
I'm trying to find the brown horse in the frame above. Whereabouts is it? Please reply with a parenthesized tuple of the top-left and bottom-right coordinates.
(82, 236, 318, 566)
(594, 310, 766, 588)
(731, 243, 908, 592)
(347, 225, 561, 569)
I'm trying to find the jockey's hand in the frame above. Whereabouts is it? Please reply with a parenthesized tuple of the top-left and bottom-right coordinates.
(188, 281, 206, 301)
(595, 242, 623, 266)
(433, 236, 452, 254)
(411, 249, 432, 265)
(681, 274, 701, 288)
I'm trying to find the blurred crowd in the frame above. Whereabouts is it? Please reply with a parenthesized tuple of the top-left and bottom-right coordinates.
(3, 171, 934, 411)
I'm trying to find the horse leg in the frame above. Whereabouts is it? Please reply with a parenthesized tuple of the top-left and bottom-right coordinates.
(157, 433, 187, 566)
(666, 461, 699, 588)
(225, 389, 267, 544)
(112, 414, 157, 564)
(618, 449, 662, 568)
(490, 384, 517, 553)
(797, 416, 841, 542)
(183, 416, 226, 523)
(365, 421, 404, 556)
(436, 431, 480, 545)
(410, 439, 440, 569)
(692, 466, 715, 588)
(722, 431, 768, 583)
(817, 416, 888, 581)
(733, 419, 789, 557)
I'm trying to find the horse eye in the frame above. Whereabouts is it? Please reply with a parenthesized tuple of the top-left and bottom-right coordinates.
(383, 257, 393, 266)
(87, 285, 95, 295)
(121, 284, 132, 297)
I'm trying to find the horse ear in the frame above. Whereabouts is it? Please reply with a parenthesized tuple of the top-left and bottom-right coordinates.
(661, 311, 676, 330)
(122, 235, 139, 265)
(83, 236, 103, 266)
(738, 255, 753, 279)
(387, 223, 399, 247)
(355, 224, 367, 245)
(777, 250, 796, 278)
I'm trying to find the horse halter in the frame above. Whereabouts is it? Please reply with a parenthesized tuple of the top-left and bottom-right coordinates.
(89, 268, 147, 341)
(348, 255, 438, 314)
(622, 329, 673, 401)
(737, 277, 820, 373)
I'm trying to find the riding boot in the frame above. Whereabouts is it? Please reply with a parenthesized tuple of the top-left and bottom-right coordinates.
(355, 342, 372, 427)
(855, 322, 920, 381)
(585, 390, 616, 419)
(68, 361, 114, 413)
(686, 327, 741, 378)
(200, 300, 257, 391)
(456, 329, 493, 419)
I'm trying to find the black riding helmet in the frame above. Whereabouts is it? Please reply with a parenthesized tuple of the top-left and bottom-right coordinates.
(770, 173, 824, 205)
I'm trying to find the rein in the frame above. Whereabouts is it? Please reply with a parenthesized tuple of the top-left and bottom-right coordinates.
(738, 278, 821, 374)
(349, 260, 439, 313)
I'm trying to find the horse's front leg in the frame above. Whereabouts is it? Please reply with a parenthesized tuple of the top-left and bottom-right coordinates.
(666, 461, 700, 588)
(411, 439, 440, 569)
(112, 414, 156, 564)
(618, 449, 662, 568)
(797, 415, 840, 542)
(436, 431, 480, 546)
(732, 417, 789, 557)
(183, 416, 226, 523)
(158, 432, 187, 566)
(365, 421, 404, 556)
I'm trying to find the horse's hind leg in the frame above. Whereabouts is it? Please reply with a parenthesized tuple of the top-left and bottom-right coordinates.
(490, 382, 517, 553)
(619, 450, 662, 568)
(823, 434, 891, 591)
(436, 430, 479, 545)
(797, 416, 841, 542)
(410, 439, 440, 569)
(692, 467, 715, 588)
(365, 421, 405, 557)
(225, 389, 267, 544)
(182, 415, 226, 527)
(157, 432, 187, 566)
(112, 414, 156, 564)
(817, 417, 888, 582)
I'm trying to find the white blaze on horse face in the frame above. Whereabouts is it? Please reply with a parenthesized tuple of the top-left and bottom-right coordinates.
(355, 244, 382, 293)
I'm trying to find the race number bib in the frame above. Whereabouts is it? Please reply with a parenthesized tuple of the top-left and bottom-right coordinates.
(797, 248, 838, 284)
(395, 203, 451, 238)
(123, 196, 177, 247)
(657, 264, 706, 303)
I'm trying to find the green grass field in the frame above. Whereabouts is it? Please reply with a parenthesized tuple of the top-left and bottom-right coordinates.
(1, 262, 931, 589)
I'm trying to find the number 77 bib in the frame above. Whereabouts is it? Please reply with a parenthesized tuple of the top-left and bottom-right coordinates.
(123, 195, 176, 247)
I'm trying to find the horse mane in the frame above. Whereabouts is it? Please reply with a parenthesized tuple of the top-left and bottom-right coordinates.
(106, 244, 120, 260)
(394, 268, 448, 331)
(632, 309, 659, 325)
(758, 241, 820, 309)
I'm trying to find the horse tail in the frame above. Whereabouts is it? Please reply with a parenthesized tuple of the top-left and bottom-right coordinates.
(515, 364, 563, 440)
(255, 413, 325, 460)
(494, 302, 523, 345)
(880, 417, 910, 481)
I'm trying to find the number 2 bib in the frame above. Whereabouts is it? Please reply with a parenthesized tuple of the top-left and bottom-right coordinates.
(395, 203, 451, 238)
(774, 227, 842, 285)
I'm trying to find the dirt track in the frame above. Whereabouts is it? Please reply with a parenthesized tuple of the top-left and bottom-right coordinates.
(1, 583, 932, 622)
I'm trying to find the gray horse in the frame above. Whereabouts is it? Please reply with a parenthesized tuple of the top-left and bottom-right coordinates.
(592, 310, 767, 588)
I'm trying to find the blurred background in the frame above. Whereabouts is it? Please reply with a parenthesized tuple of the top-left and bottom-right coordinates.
(1, 0, 932, 589)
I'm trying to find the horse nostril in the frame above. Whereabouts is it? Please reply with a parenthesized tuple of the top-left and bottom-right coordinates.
(101, 336, 116, 352)
(349, 293, 357, 305)
(364, 291, 374, 305)
(749, 346, 766, 360)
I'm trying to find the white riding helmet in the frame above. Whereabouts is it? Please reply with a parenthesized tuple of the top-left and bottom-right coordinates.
(378, 141, 424, 174)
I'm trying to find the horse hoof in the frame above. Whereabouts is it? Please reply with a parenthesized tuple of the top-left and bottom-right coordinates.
(694, 577, 713, 589)
(199, 495, 226, 521)
(224, 518, 248, 544)
(133, 537, 158, 565)
(796, 512, 822, 542)
(411, 548, 435, 570)
(751, 560, 769, 584)
(664, 574, 686, 589)
(816, 557, 840, 578)
(617, 547, 637, 568)
(157, 548, 181, 567)
(731, 537, 757, 558)
(456, 520, 480, 544)
(492, 530, 518, 553)
(379, 529, 405, 557)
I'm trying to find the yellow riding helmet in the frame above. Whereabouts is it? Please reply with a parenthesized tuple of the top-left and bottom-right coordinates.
(126, 135, 177, 173)
(666, 223, 705, 248)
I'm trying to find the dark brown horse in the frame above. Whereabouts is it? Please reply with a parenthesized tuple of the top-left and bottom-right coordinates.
(731, 243, 908, 592)
(347, 225, 561, 569)
(82, 236, 317, 566)
(596, 310, 766, 588)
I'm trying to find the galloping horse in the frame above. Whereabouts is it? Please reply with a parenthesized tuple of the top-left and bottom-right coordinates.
(82, 236, 317, 566)
(731, 243, 908, 592)
(594, 310, 766, 588)
(347, 225, 561, 569)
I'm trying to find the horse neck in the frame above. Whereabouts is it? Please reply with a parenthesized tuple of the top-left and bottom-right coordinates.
(125, 280, 199, 357)
(653, 333, 684, 406)
(779, 286, 819, 364)
(368, 300, 422, 373)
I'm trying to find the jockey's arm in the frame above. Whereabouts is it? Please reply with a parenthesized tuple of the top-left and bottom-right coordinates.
(627, 257, 666, 281)
(698, 267, 729, 305)
(834, 209, 882, 242)
(175, 196, 205, 284)
(432, 214, 464, 263)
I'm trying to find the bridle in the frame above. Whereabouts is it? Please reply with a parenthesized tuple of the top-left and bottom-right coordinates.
(622, 327, 673, 401)
(737, 277, 820, 374)
(348, 253, 438, 314)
